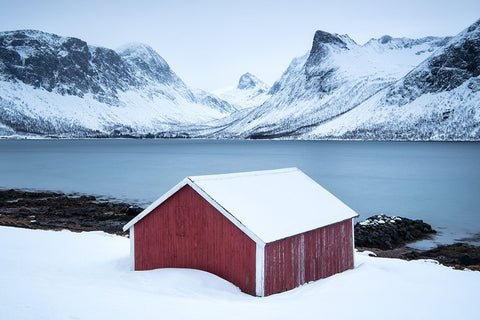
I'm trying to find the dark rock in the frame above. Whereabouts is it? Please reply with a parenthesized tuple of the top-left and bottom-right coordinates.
(0, 30, 179, 106)
(357, 243, 480, 270)
(379, 35, 392, 44)
(311, 30, 348, 49)
(459, 254, 474, 265)
(303, 30, 351, 94)
(355, 214, 436, 250)
(421, 243, 480, 267)
(126, 206, 143, 217)
(237, 73, 259, 90)
(387, 19, 480, 105)
(0, 189, 143, 235)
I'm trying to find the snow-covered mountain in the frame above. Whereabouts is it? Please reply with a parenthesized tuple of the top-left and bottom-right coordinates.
(199, 31, 452, 138)
(0, 30, 234, 137)
(306, 19, 480, 140)
(1, 19, 479, 140)
(213, 73, 271, 109)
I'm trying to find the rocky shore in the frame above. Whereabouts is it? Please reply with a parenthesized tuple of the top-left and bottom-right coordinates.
(355, 214, 437, 250)
(0, 189, 142, 235)
(1, 189, 479, 271)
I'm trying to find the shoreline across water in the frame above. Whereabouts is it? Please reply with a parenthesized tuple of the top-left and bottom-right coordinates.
(1, 188, 479, 271)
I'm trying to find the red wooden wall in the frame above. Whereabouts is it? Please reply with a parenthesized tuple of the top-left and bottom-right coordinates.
(134, 185, 257, 296)
(264, 218, 354, 296)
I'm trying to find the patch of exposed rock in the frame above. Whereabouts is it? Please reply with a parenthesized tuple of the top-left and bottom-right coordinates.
(355, 214, 436, 250)
(0, 189, 143, 235)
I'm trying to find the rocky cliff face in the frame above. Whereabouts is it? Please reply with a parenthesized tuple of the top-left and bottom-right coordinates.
(200, 29, 449, 138)
(308, 19, 480, 141)
(1, 19, 479, 140)
(0, 30, 134, 105)
(236, 72, 267, 91)
(0, 30, 233, 136)
(387, 20, 480, 104)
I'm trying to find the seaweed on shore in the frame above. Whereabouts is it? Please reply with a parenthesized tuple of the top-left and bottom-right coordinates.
(0, 189, 143, 235)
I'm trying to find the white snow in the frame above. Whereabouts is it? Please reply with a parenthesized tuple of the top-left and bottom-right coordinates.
(213, 73, 271, 110)
(306, 75, 480, 140)
(358, 215, 401, 226)
(201, 36, 452, 139)
(0, 79, 228, 134)
(117, 43, 170, 70)
(1, 226, 478, 320)
(0, 32, 236, 136)
(213, 85, 271, 110)
(189, 168, 358, 242)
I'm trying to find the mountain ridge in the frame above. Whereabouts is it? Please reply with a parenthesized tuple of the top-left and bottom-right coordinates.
(198, 29, 453, 139)
(306, 19, 480, 140)
(0, 19, 479, 140)
(0, 29, 234, 136)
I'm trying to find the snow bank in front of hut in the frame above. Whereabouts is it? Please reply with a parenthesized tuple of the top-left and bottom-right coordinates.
(1, 226, 479, 320)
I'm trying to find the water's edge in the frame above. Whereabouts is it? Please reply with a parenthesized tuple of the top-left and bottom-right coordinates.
(1, 139, 479, 246)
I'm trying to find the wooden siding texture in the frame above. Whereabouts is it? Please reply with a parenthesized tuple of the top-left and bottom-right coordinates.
(264, 218, 354, 296)
(134, 185, 257, 296)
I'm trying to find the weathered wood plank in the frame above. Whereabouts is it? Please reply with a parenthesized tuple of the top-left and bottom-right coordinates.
(264, 219, 353, 296)
(134, 185, 257, 295)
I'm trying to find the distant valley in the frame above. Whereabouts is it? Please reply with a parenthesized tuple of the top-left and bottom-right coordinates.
(0, 19, 479, 140)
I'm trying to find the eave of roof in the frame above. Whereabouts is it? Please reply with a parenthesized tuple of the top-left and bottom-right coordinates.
(122, 178, 265, 245)
(123, 168, 358, 243)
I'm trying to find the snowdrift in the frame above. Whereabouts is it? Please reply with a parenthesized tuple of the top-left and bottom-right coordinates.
(1, 226, 478, 319)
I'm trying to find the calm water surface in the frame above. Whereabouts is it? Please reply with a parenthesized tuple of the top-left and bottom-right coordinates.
(1, 139, 479, 247)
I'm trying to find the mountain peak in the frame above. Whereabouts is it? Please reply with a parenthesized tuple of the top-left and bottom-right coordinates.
(304, 31, 353, 81)
(212, 73, 271, 109)
(117, 42, 155, 55)
(0, 30, 235, 137)
(237, 73, 267, 90)
(117, 43, 169, 69)
(1, 29, 64, 40)
(379, 35, 393, 44)
(116, 42, 180, 85)
(312, 30, 352, 49)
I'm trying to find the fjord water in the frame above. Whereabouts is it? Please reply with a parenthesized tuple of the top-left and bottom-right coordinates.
(1, 139, 479, 247)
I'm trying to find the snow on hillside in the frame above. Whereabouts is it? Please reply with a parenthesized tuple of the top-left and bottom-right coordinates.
(0, 30, 234, 136)
(1, 226, 478, 320)
(213, 73, 271, 109)
(0, 79, 228, 136)
(305, 76, 480, 140)
(304, 19, 480, 140)
(202, 33, 449, 138)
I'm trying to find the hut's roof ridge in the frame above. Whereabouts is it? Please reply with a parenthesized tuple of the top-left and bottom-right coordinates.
(124, 168, 358, 243)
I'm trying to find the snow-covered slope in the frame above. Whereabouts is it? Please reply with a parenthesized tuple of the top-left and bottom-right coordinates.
(213, 73, 271, 109)
(2, 20, 479, 140)
(0, 30, 234, 137)
(307, 19, 480, 140)
(201, 32, 450, 138)
(1, 226, 479, 319)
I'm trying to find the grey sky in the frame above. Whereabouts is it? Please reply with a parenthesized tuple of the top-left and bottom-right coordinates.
(1, 0, 479, 91)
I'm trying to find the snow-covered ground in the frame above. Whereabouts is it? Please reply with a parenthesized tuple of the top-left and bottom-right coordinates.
(1, 226, 479, 319)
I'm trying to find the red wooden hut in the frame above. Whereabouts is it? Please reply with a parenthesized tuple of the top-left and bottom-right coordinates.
(123, 168, 358, 296)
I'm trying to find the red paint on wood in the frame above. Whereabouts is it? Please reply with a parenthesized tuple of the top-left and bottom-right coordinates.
(134, 185, 257, 295)
(264, 218, 354, 296)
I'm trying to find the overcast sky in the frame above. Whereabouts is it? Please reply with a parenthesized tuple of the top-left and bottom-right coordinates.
(1, 0, 479, 91)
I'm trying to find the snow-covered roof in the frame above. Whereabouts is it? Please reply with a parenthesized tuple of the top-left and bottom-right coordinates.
(123, 168, 358, 243)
